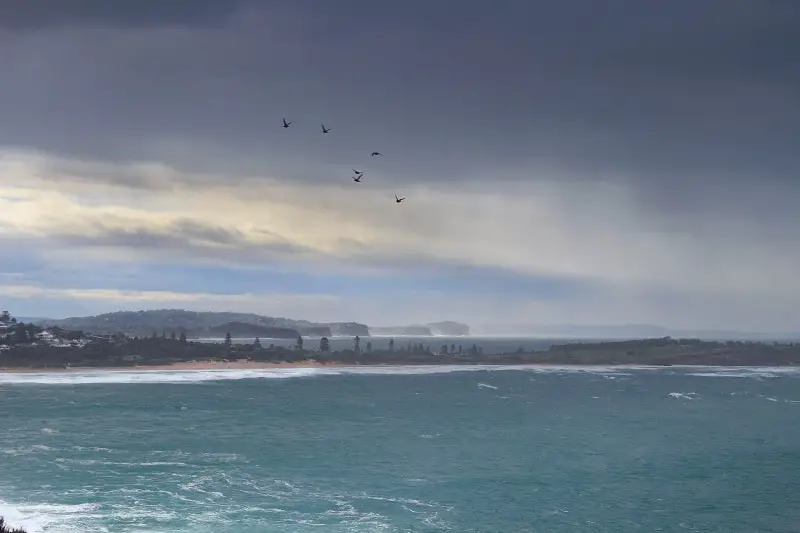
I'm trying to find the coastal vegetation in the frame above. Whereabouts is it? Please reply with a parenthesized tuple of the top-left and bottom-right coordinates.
(208, 321, 301, 339)
(0, 518, 26, 533)
(2, 306, 800, 369)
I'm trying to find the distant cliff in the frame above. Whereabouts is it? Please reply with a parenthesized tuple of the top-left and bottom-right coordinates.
(329, 322, 370, 336)
(208, 322, 300, 339)
(371, 325, 433, 336)
(370, 322, 470, 336)
(297, 326, 332, 337)
(36, 310, 365, 339)
(427, 321, 470, 336)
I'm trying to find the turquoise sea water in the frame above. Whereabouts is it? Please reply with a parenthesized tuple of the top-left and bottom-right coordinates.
(2, 365, 799, 532)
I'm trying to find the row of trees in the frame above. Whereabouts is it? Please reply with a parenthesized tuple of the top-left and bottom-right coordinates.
(222, 332, 485, 357)
(129, 330, 189, 344)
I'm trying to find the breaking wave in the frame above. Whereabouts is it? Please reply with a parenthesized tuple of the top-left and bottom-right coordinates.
(2, 364, 799, 385)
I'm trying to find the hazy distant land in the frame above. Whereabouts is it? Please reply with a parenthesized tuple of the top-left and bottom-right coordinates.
(473, 323, 800, 342)
(21, 310, 800, 342)
(31, 310, 471, 339)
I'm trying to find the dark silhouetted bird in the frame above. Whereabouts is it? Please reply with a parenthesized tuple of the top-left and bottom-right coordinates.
(282, 118, 292, 128)
(353, 169, 364, 177)
(371, 152, 382, 157)
(353, 175, 363, 183)
(395, 195, 405, 203)
(321, 124, 331, 134)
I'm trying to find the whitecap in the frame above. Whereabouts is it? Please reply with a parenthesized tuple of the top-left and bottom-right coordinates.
(667, 392, 700, 400)
(1, 445, 52, 456)
(0, 364, 649, 385)
(683, 366, 800, 379)
(2, 363, 798, 386)
(0, 499, 98, 533)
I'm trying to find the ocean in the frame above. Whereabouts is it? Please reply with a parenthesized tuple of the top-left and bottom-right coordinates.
(1, 365, 799, 532)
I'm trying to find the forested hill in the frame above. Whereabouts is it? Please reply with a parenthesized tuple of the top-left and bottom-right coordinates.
(37, 309, 370, 338)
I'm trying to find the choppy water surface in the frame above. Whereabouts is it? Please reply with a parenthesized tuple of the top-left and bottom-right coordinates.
(2, 365, 799, 532)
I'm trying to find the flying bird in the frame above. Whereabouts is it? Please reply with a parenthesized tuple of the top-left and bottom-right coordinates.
(321, 124, 331, 134)
(371, 152, 382, 157)
(282, 118, 292, 128)
(395, 195, 405, 203)
(352, 169, 364, 176)
(353, 175, 363, 183)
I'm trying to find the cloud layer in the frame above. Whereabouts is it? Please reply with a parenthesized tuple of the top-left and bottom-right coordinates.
(1, 1, 798, 331)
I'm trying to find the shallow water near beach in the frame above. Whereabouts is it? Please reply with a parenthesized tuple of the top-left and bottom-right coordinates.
(2, 365, 800, 532)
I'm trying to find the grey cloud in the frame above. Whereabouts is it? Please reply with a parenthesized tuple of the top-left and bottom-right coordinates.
(0, 0, 797, 201)
(48, 216, 310, 260)
(0, 0, 246, 30)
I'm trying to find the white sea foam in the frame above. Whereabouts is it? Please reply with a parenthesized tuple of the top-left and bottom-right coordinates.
(0, 500, 98, 533)
(477, 382, 498, 390)
(1, 364, 798, 385)
(682, 366, 800, 379)
(667, 392, 700, 400)
(1, 445, 52, 456)
(0, 364, 623, 385)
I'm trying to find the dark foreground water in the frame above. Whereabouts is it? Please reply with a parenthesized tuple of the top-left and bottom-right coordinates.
(1, 365, 799, 532)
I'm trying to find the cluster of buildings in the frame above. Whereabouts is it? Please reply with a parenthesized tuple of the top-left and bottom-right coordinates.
(33, 330, 89, 348)
(0, 330, 87, 352)
(1, 313, 88, 352)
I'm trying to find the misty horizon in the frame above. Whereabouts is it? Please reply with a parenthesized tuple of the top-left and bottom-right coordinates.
(13, 308, 800, 341)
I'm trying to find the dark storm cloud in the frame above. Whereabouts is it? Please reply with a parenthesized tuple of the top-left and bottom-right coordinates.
(0, 0, 245, 30)
(0, 0, 798, 191)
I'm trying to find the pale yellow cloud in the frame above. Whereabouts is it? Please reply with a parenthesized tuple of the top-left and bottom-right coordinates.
(0, 283, 341, 317)
(0, 285, 338, 303)
(1, 147, 799, 305)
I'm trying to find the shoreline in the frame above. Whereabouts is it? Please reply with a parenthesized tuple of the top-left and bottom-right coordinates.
(0, 360, 355, 374)
(1, 360, 796, 374)
(0, 360, 651, 374)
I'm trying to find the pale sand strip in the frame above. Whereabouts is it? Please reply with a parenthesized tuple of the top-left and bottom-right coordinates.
(0, 360, 351, 373)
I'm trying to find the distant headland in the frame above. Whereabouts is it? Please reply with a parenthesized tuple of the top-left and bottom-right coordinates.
(29, 309, 471, 339)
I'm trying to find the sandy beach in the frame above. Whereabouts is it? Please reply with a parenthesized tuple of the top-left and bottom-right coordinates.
(0, 360, 353, 373)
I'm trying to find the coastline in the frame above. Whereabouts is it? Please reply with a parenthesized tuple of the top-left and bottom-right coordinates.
(0, 360, 637, 374)
(0, 360, 354, 374)
(2, 360, 795, 375)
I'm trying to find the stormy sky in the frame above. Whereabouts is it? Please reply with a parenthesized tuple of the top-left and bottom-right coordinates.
(1, 0, 798, 331)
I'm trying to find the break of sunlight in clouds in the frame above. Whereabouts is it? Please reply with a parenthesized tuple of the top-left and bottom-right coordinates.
(0, 282, 345, 319)
(0, 283, 332, 304)
(1, 147, 799, 307)
(0, 284, 337, 310)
